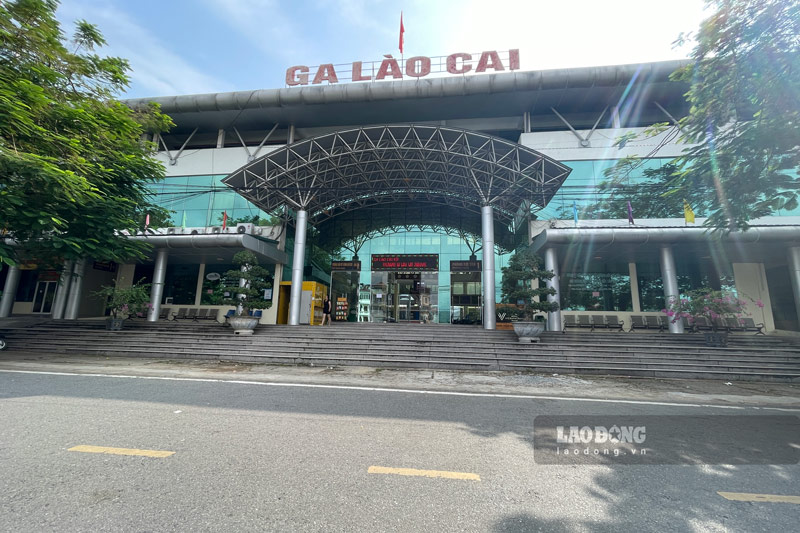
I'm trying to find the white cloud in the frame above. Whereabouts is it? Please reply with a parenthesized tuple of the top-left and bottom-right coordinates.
(200, 0, 313, 63)
(57, 0, 233, 97)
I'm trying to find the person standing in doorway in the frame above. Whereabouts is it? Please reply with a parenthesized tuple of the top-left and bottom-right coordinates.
(321, 296, 332, 325)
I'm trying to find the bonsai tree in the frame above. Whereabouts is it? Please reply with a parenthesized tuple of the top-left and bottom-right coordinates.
(94, 279, 152, 319)
(500, 246, 559, 321)
(222, 251, 273, 316)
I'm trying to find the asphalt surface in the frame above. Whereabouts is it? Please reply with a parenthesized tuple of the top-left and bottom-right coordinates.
(1, 364, 798, 532)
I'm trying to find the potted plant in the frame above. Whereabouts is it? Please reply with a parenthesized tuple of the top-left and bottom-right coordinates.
(664, 289, 763, 346)
(221, 251, 273, 335)
(500, 246, 559, 342)
(94, 279, 152, 330)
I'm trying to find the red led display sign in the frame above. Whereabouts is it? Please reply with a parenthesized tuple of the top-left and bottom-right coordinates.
(371, 254, 438, 272)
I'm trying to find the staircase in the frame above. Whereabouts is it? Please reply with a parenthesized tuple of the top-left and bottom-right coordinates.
(2, 321, 799, 382)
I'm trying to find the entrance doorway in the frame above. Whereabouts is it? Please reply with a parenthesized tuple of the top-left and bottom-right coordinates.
(369, 271, 437, 323)
(32, 280, 58, 314)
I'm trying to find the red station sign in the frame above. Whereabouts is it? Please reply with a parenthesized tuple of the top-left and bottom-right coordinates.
(371, 254, 439, 272)
(286, 49, 519, 86)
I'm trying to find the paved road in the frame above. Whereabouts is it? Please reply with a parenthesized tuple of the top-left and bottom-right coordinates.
(1, 368, 798, 532)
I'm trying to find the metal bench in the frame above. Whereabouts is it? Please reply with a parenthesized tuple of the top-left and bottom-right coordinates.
(605, 315, 625, 332)
(630, 315, 664, 332)
(645, 315, 665, 332)
(724, 317, 744, 332)
(173, 307, 189, 320)
(693, 317, 713, 331)
(562, 315, 579, 333)
(740, 318, 765, 335)
(577, 315, 593, 330)
(590, 315, 607, 331)
(158, 307, 171, 320)
(198, 309, 219, 321)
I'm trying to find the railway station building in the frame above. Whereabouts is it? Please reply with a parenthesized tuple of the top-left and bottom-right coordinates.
(1, 56, 798, 334)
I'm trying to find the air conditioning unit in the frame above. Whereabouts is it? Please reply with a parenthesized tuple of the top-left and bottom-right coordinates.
(189, 228, 205, 235)
(210, 226, 222, 234)
(166, 227, 178, 235)
(236, 223, 254, 234)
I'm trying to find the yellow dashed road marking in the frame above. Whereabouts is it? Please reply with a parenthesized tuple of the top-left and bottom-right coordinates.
(718, 492, 800, 504)
(368, 465, 480, 481)
(68, 445, 174, 458)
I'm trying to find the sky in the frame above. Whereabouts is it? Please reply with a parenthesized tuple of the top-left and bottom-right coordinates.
(55, 0, 709, 99)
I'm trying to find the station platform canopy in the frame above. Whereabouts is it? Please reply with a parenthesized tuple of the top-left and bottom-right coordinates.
(222, 124, 571, 250)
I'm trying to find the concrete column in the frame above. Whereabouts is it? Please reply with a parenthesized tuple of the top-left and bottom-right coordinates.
(194, 263, 206, 306)
(629, 262, 641, 313)
(393, 281, 400, 321)
(288, 124, 296, 144)
(544, 248, 562, 331)
(659, 245, 684, 333)
(147, 249, 168, 322)
(63, 258, 86, 320)
(0, 265, 21, 317)
(51, 260, 74, 319)
(481, 205, 496, 330)
(216, 129, 225, 149)
(288, 209, 308, 325)
(789, 247, 800, 327)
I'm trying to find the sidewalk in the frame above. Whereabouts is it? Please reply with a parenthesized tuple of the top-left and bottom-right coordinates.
(1, 353, 799, 409)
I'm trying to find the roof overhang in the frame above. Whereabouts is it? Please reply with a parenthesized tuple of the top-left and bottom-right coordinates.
(123, 61, 689, 134)
(128, 233, 287, 266)
(530, 218, 800, 270)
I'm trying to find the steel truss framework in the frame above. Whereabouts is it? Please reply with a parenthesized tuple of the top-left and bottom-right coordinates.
(223, 125, 572, 241)
(313, 202, 519, 254)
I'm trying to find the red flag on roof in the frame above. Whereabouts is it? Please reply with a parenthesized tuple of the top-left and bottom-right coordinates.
(222, 211, 228, 230)
(399, 12, 405, 54)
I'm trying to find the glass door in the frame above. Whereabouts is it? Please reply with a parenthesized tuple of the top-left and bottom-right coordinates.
(32, 281, 58, 314)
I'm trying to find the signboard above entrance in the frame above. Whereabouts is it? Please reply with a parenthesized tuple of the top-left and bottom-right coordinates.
(371, 254, 438, 272)
(331, 261, 361, 271)
(450, 260, 482, 272)
(286, 50, 519, 86)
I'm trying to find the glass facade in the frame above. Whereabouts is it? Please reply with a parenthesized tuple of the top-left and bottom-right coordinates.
(328, 232, 511, 324)
(148, 174, 274, 227)
(139, 151, 793, 324)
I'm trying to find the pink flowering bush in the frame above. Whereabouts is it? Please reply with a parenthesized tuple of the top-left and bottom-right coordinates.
(663, 289, 764, 326)
(94, 279, 152, 319)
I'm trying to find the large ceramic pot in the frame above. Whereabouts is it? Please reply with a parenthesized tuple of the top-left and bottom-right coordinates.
(512, 321, 546, 343)
(105, 318, 126, 331)
(228, 316, 260, 336)
(703, 331, 729, 347)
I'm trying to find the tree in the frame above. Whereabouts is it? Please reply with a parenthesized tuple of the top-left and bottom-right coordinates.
(221, 251, 273, 316)
(500, 247, 559, 321)
(592, 0, 798, 230)
(217, 213, 280, 226)
(671, 0, 800, 231)
(0, 0, 173, 268)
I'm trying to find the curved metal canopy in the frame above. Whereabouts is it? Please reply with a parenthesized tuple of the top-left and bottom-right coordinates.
(312, 201, 520, 253)
(222, 124, 571, 234)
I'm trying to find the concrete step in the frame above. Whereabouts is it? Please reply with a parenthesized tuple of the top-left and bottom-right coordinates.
(11, 336, 800, 364)
(4, 322, 799, 382)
